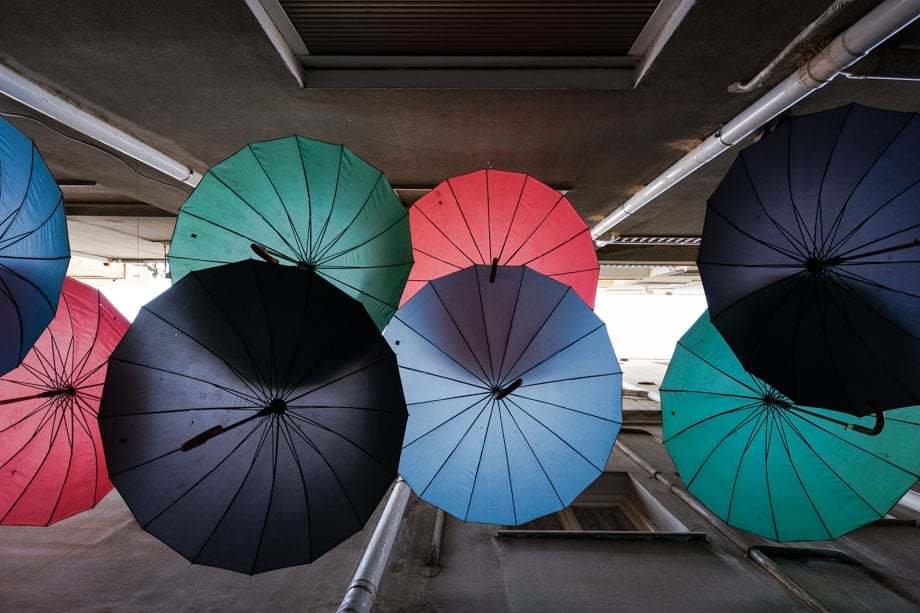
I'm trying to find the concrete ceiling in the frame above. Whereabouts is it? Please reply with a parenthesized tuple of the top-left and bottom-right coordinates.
(2, 0, 919, 266)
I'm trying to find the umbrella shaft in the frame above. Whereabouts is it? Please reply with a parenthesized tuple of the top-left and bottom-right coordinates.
(0, 390, 61, 405)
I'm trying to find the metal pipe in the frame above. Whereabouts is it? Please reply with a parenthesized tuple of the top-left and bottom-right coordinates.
(729, 0, 858, 93)
(897, 489, 920, 514)
(427, 509, 446, 567)
(338, 479, 412, 613)
(614, 440, 827, 612)
(632, 0, 697, 86)
(244, 0, 306, 87)
(591, 0, 920, 240)
(0, 63, 201, 187)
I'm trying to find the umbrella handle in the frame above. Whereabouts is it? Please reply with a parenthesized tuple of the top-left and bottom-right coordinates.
(494, 378, 523, 400)
(251, 243, 280, 265)
(489, 258, 498, 283)
(180, 426, 225, 451)
(793, 406, 885, 436)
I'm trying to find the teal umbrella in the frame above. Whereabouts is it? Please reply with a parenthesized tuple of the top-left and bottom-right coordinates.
(167, 136, 411, 329)
(661, 312, 920, 542)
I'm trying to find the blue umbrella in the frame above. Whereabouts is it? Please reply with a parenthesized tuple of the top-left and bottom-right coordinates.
(699, 104, 920, 416)
(0, 117, 69, 376)
(385, 264, 621, 525)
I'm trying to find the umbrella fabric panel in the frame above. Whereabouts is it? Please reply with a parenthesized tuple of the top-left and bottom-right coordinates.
(699, 104, 920, 415)
(388, 265, 620, 526)
(402, 169, 599, 307)
(100, 261, 407, 573)
(0, 278, 126, 526)
(167, 136, 411, 330)
(661, 312, 920, 542)
(0, 118, 69, 376)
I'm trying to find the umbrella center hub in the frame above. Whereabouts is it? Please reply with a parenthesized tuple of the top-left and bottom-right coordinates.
(297, 260, 316, 272)
(763, 393, 791, 411)
(804, 256, 842, 274)
(267, 398, 288, 415)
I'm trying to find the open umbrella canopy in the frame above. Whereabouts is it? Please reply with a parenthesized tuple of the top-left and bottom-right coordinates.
(661, 312, 920, 542)
(99, 260, 407, 574)
(0, 278, 127, 526)
(699, 104, 920, 416)
(167, 136, 412, 330)
(401, 169, 599, 307)
(0, 116, 69, 376)
(386, 264, 620, 525)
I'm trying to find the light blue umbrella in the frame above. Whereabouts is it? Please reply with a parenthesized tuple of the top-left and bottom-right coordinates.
(385, 265, 621, 525)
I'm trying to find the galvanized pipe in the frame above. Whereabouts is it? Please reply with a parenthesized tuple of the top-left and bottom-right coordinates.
(591, 0, 920, 239)
(337, 479, 412, 613)
(427, 509, 446, 567)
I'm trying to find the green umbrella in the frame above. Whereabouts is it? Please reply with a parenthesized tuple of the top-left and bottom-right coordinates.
(661, 312, 920, 542)
(167, 136, 411, 329)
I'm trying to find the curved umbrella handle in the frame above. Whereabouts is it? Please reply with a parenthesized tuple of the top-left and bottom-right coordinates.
(847, 410, 885, 437)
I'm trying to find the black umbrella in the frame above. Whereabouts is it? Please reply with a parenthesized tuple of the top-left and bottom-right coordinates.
(699, 104, 920, 416)
(99, 260, 407, 574)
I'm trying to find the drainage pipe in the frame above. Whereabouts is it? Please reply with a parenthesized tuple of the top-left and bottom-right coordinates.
(427, 509, 446, 567)
(615, 440, 828, 612)
(591, 0, 920, 240)
(0, 63, 201, 186)
(337, 479, 412, 613)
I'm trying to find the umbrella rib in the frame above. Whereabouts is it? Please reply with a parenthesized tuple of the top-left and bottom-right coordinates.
(286, 404, 405, 416)
(71, 398, 102, 507)
(0, 270, 26, 361)
(813, 106, 855, 255)
(70, 291, 103, 384)
(500, 398, 566, 510)
(741, 273, 809, 368)
(248, 144, 308, 261)
(514, 227, 589, 269)
(658, 387, 762, 401)
(546, 266, 601, 277)
(321, 261, 414, 271)
(408, 391, 492, 406)
(280, 307, 364, 401)
(209, 171, 302, 260)
(773, 412, 833, 539)
(740, 153, 808, 257)
(823, 275, 920, 403)
(518, 372, 619, 388)
(445, 178, 486, 263)
(784, 120, 817, 253)
(495, 174, 529, 264)
(410, 246, 465, 272)
(705, 205, 804, 262)
(681, 406, 765, 489)
(166, 254, 237, 266)
(501, 193, 565, 264)
(778, 412, 887, 517)
(315, 212, 409, 265)
(106, 358, 262, 405)
(505, 397, 604, 472)
(277, 271, 314, 395)
(763, 414, 780, 541)
(288, 411, 398, 473)
(277, 418, 312, 561)
(833, 265, 920, 300)
(505, 323, 606, 385)
(284, 415, 365, 528)
(141, 420, 268, 530)
(498, 287, 569, 386)
(411, 205, 479, 266)
(417, 399, 492, 498)
(825, 175, 920, 257)
(707, 269, 805, 333)
(822, 113, 917, 257)
(835, 223, 920, 263)
(0, 404, 67, 523)
(812, 277, 860, 410)
(463, 400, 496, 521)
(316, 269, 398, 309)
(177, 210, 293, 267)
(0, 193, 65, 254)
(511, 393, 622, 424)
(310, 145, 343, 259)
(887, 416, 920, 426)
(188, 423, 273, 563)
(397, 365, 490, 391)
(191, 271, 276, 395)
(662, 401, 765, 445)
(496, 403, 518, 525)
(0, 395, 57, 436)
(46, 405, 77, 526)
(142, 307, 268, 403)
(251, 420, 281, 574)
(495, 267, 526, 382)
(473, 266, 496, 383)
(0, 144, 34, 244)
(428, 282, 492, 383)
(99, 406, 262, 418)
(296, 138, 313, 259)
(286, 357, 391, 412)
(724, 410, 770, 525)
(313, 172, 385, 263)
(485, 170, 492, 262)
(0, 377, 46, 390)
(250, 262, 279, 393)
(390, 315, 489, 386)
(401, 394, 491, 448)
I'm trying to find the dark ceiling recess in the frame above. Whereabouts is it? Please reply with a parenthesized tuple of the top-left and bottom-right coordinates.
(279, 0, 661, 55)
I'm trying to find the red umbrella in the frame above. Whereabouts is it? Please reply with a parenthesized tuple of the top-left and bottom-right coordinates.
(401, 169, 599, 307)
(0, 278, 128, 525)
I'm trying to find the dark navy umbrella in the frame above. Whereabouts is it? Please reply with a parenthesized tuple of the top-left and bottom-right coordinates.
(0, 117, 69, 376)
(385, 265, 621, 525)
(699, 104, 920, 417)
(99, 260, 407, 574)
